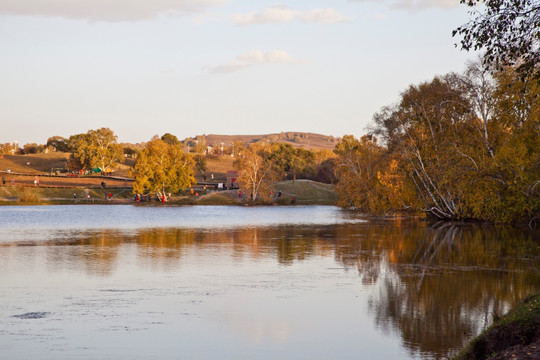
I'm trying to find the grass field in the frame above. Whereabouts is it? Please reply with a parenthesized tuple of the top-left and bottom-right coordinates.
(0, 174, 133, 188)
(0, 153, 70, 174)
(200, 156, 236, 181)
(0, 186, 133, 204)
(0, 153, 133, 177)
(273, 180, 338, 205)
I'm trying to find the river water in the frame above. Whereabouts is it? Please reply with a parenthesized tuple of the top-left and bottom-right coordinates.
(0, 205, 538, 359)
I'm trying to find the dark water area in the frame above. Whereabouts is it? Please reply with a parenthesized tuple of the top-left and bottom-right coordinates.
(0, 205, 538, 359)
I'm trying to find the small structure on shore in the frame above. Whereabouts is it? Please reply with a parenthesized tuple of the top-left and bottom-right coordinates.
(226, 170, 239, 189)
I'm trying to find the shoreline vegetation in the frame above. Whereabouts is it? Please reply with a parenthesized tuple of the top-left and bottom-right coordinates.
(453, 293, 540, 360)
(0, 179, 338, 207)
(1, 103, 539, 225)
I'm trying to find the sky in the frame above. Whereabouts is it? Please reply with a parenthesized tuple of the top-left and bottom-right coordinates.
(0, 0, 478, 145)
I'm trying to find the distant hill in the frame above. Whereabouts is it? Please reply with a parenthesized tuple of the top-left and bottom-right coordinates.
(182, 132, 339, 151)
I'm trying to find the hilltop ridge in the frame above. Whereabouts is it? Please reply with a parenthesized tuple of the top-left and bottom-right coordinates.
(182, 132, 339, 150)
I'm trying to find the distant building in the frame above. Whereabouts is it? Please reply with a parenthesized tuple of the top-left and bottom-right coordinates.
(226, 170, 239, 189)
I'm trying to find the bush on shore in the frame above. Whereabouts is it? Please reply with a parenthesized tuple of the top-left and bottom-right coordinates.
(18, 187, 40, 203)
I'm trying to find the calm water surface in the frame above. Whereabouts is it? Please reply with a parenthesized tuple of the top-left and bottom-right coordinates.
(0, 205, 538, 359)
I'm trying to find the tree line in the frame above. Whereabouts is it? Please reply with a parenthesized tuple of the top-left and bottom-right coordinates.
(333, 0, 540, 223)
(334, 63, 539, 223)
(1, 128, 338, 201)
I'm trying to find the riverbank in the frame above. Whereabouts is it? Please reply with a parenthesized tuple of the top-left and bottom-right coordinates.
(0, 179, 338, 206)
(453, 293, 540, 360)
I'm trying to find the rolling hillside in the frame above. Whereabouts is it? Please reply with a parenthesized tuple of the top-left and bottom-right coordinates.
(184, 132, 339, 150)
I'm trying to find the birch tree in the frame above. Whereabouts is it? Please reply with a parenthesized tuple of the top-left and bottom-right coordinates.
(454, 0, 540, 80)
(234, 143, 274, 201)
(373, 75, 472, 219)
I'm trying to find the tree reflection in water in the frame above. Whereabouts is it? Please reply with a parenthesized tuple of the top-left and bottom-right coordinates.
(23, 219, 540, 359)
(363, 221, 540, 359)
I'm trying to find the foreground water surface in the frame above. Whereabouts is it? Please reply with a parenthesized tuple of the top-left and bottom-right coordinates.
(0, 205, 539, 359)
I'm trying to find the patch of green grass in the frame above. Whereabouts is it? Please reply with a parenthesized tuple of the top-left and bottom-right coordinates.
(0, 186, 20, 200)
(497, 294, 540, 325)
(196, 191, 240, 205)
(272, 180, 337, 205)
(453, 293, 540, 360)
(0, 186, 133, 204)
(170, 196, 196, 205)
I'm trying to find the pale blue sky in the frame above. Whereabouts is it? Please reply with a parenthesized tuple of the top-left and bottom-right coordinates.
(0, 0, 477, 144)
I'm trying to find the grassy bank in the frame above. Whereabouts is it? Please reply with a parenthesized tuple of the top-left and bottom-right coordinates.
(170, 180, 338, 206)
(453, 293, 540, 360)
(0, 154, 338, 206)
(0, 153, 133, 177)
(272, 180, 338, 205)
(0, 180, 338, 206)
(0, 186, 133, 205)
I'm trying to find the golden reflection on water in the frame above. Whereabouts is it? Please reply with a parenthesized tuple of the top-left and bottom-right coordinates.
(5, 220, 538, 359)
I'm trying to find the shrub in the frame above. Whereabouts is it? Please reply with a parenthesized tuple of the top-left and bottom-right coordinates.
(18, 187, 40, 203)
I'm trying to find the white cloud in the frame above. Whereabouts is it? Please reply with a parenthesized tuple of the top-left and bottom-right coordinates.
(205, 50, 303, 74)
(349, 0, 459, 12)
(231, 4, 296, 25)
(231, 4, 351, 26)
(301, 9, 351, 24)
(0, 0, 225, 22)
